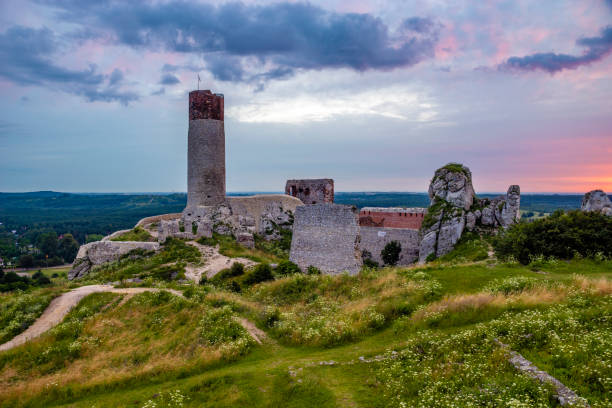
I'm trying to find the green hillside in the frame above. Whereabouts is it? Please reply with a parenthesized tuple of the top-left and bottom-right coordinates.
(0, 235, 610, 407)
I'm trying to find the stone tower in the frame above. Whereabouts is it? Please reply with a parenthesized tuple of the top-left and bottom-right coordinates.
(187, 90, 225, 208)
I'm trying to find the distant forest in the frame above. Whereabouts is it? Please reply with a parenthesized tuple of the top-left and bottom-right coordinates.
(0, 190, 600, 265)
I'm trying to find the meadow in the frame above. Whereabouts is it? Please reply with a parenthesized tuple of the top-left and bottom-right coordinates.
(0, 234, 610, 407)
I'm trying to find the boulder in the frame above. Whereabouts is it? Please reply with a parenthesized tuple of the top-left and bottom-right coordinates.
(428, 164, 475, 210)
(69, 241, 160, 280)
(581, 190, 612, 216)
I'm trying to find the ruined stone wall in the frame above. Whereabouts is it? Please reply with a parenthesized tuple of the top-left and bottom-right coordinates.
(290, 204, 361, 275)
(187, 90, 225, 208)
(359, 227, 420, 266)
(359, 207, 427, 229)
(285, 179, 334, 204)
(228, 194, 303, 234)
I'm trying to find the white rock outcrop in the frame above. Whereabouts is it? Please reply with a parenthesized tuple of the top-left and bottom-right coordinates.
(419, 164, 521, 263)
(581, 190, 612, 216)
(69, 241, 160, 280)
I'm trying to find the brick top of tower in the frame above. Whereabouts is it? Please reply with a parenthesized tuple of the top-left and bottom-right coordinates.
(189, 90, 224, 121)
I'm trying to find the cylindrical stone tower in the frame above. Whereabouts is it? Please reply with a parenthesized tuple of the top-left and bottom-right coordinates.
(187, 90, 225, 207)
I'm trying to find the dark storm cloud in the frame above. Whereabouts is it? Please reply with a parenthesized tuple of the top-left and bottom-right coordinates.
(0, 26, 139, 104)
(501, 26, 612, 73)
(39, 1, 439, 82)
(159, 73, 180, 85)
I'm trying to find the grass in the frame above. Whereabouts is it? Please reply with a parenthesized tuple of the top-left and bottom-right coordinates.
(110, 227, 155, 242)
(83, 238, 201, 283)
(0, 238, 610, 407)
(198, 233, 284, 264)
(0, 286, 66, 344)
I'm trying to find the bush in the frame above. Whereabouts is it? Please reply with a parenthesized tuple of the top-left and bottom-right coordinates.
(363, 258, 379, 268)
(275, 260, 301, 276)
(494, 210, 612, 264)
(32, 271, 51, 285)
(306, 265, 321, 275)
(243, 264, 274, 285)
(381, 241, 401, 266)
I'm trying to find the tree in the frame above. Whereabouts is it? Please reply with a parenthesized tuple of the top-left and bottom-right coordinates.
(58, 233, 79, 263)
(86, 234, 104, 243)
(37, 231, 58, 257)
(381, 241, 402, 266)
(19, 254, 34, 268)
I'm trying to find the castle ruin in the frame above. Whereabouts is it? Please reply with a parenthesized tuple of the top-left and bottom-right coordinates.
(285, 179, 334, 204)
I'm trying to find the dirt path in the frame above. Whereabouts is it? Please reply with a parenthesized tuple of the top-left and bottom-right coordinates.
(0, 285, 182, 352)
(184, 241, 256, 282)
(236, 317, 269, 344)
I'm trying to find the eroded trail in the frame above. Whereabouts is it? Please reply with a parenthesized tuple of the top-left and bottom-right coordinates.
(0, 285, 183, 352)
(184, 241, 256, 282)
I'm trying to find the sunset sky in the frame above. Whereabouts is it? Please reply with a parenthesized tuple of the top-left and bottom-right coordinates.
(0, 0, 611, 193)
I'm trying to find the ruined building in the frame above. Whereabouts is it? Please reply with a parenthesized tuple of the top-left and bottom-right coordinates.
(285, 179, 334, 204)
(187, 90, 225, 207)
(289, 164, 521, 274)
(359, 207, 426, 229)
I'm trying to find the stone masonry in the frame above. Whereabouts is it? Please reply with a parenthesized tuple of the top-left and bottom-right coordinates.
(359, 227, 420, 266)
(290, 204, 361, 275)
(285, 179, 334, 204)
(187, 90, 225, 208)
(359, 207, 427, 229)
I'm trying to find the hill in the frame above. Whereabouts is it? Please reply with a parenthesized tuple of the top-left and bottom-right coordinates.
(0, 234, 610, 407)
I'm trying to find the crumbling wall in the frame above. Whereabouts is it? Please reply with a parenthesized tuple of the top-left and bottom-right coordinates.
(290, 204, 361, 275)
(285, 179, 334, 204)
(359, 227, 420, 266)
(228, 194, 303, 236)
(187, 90, 225, 208)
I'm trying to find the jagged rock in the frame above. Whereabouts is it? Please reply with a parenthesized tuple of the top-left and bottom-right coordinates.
(236, 232, 255, 248)
(428, 164, 475, 210)
(419, 164, 475, 262)
(481, 206, 495, 226)
(69, 241, 160, 280)
(500, 185, 521, 227)
(419, 164, 520, 263)
(581, 190, 612, 216)
(465, 211, 476, 231)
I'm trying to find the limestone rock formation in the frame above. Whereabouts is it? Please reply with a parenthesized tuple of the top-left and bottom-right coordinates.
(581, 190, 612, 216)
(419, 164, 521, 263)
(428, 165, 475, 210)
(69, 241, 160, 280)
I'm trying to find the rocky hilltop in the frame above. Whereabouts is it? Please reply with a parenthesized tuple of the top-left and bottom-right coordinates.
(419, 163, 520, 263)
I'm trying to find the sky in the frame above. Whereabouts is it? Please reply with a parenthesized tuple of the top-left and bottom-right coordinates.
(0, 0, 611, 194)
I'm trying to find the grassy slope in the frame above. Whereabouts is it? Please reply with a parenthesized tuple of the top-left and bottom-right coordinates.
(0, 247, 610, 407)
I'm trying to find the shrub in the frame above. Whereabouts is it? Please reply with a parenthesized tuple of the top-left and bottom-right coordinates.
(306, 265, 321, 275)
(199, 305, 249, 346)
(243, 264, 274, 285)
(494, 210, 612, 264)
(381, 241, 401, 266)
(363, 258, 379, 268)
(275, 260, 301, 276)
(110, 227, 154, 242)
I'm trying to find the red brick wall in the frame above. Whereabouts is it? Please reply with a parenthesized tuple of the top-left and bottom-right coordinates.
(359, 210, 424, 229)
(189, 90, 224, 121)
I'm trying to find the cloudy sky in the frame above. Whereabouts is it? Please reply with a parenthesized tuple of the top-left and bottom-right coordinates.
(1, 0, 611, 193)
